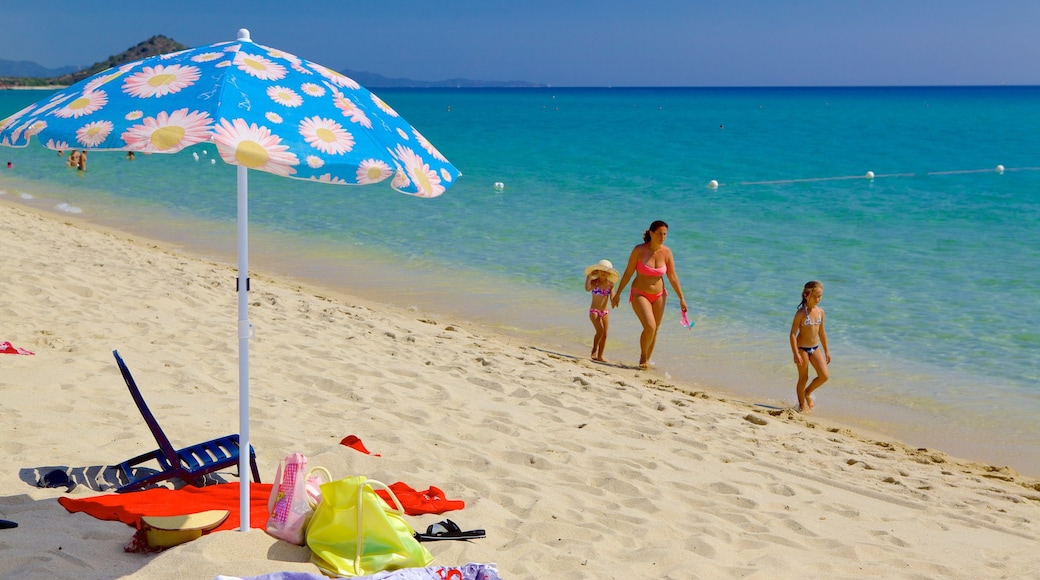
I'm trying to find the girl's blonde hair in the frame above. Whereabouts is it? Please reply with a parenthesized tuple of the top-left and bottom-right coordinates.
(799, 280, 823, 309)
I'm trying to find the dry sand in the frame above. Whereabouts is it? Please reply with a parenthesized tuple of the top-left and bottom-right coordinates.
(2, 200, 1039, 579)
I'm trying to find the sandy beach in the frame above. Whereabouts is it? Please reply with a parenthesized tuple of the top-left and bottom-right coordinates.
(2, 198, 1039, 579)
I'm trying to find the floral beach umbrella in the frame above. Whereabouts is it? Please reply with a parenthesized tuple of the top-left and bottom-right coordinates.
(0, 29, 460, 529)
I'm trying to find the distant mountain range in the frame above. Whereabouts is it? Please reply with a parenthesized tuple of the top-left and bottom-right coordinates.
(0, 35, 546, 89)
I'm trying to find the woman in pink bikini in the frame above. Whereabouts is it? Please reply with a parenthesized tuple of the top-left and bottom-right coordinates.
(584, 259, 620, 362)
(612, 220, 688, 369)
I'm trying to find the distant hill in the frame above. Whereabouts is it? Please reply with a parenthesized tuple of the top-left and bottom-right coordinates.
(0, 36, 544, 89)
(0, 60, 78, 78)
(0, 35, 186, 88)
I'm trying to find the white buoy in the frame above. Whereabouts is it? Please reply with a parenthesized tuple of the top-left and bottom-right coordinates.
(211, 159, 216, 165)
(865, 171, 875, 180)
(707, 179, 719, 189)
(493, 182, 505, 191)
(193, 152, 200, 161)
(996, 164, 1005, 174)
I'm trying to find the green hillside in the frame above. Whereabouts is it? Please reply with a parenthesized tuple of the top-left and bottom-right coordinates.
(0, 35, 186, 88)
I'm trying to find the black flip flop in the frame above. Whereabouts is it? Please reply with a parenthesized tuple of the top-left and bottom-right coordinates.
(0, 519, 17, 529)
(413, 519, 485, 542)
(37, 469, 76, 492)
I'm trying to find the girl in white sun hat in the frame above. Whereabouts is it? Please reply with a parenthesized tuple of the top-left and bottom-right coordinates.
(584, 259, 620, 362)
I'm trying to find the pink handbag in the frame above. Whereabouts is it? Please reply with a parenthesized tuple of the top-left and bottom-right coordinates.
(266, 452, 330, 545)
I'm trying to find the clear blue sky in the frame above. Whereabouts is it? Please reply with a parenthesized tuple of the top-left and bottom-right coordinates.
(1, 0, 1037, 87)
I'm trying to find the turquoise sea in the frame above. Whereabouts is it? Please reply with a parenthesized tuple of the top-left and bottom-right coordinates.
(3, 86, 1039, 475)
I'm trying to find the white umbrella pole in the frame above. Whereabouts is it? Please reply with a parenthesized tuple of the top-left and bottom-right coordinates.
(237, 166, 251, 531)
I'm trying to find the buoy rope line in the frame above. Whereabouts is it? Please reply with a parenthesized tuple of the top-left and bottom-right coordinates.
(706, 165, 1039, 188)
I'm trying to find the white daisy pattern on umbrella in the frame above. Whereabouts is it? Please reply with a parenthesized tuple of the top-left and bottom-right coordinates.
(84, 72, 123, 94)
(122, 64, 201, 99)
(394, 144, 444, 197)
(268, 86, 303, 108)
(76, 120, 113, 147)
(414, 130, 449, 163)
(311, 64, 360, 90)
(213, 118, 299, 176)
(357, 159, 393, 184)
(299, 116, 354, 155)
(121, 109, 213, 152)
(301, 83, 325, 98)
(267, 49, 301, 69)
(391, 169, 411, 191)
(312, 173, 348, 184)
(371, 94, 399, 117)
(235, 52, 286, 81)
(306, 155, 324, 169)
(332, 91, 372, 128)
(191, 52, 225, 63)
(24, 120, 47, 138)
(54, 91, 108, 119)
(265, 112, 284, 124)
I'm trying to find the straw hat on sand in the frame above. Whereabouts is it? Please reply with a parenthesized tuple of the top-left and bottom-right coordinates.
(585, 259, 620, 284)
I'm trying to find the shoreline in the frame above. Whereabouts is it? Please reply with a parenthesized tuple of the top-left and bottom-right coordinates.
(0, 197, 1035, 482)
(3, 199, 1040, 578)
(2, 174, 1038, 479)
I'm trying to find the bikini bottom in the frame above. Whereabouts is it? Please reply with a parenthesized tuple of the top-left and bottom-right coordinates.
(629, 287, 666, 304)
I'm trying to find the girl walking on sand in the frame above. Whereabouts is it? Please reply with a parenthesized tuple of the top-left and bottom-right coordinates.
(585, 259, 619, 362)
(790, 280, 830, 412)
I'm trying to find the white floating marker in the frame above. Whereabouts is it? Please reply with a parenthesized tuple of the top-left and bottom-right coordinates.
(193, 152, 200, 161)
(996, 164, 1005, 174)
(865, 171, 875, 180)
(211, 159, 216, 165)
(707, 179, 719, 189)
(493, 181, 505, 191)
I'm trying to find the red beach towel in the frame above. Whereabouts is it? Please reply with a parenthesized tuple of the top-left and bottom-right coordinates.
(57, 482, 273, 532)
(1, 341, 34, 355)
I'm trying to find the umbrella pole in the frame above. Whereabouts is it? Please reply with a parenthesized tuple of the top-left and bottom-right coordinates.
(237, 166, 251, 531)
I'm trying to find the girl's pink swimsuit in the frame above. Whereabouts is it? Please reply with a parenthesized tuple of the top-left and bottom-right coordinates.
(590, 286, 611, 317)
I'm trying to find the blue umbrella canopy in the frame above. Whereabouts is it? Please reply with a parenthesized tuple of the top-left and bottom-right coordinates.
(0, 29, 459, 196)
(1, 29, 460, 529)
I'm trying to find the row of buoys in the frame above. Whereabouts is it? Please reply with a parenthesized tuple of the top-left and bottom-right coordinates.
(707, 165, 1008, 188)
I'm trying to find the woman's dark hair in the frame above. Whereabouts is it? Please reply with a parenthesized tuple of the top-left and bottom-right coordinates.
(643, 220, 669, 243)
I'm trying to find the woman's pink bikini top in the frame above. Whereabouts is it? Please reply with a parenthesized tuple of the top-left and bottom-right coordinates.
(636, 260, 667, 277)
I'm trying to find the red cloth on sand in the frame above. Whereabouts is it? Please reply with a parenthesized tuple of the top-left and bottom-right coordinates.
(377, 482, 465, 515)
(340, 434, 381, 456)
(1, 341, 34, 355)
(57, 483, 272, 532)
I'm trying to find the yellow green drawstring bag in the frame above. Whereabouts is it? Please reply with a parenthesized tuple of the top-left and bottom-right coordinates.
(306, 476, 434, 577)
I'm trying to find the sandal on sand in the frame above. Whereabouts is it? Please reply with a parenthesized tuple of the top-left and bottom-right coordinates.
(37, 469, 76, 493)
(413, 519, 485, 542)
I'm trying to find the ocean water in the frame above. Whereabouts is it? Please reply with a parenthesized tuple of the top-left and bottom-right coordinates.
(3, 86, 1039, 475)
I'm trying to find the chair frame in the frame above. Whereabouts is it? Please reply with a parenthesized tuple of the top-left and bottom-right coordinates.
(112, 350, 260, 493)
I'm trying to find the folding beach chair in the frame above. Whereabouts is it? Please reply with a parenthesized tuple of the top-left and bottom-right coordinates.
(111, 350, 260, 493)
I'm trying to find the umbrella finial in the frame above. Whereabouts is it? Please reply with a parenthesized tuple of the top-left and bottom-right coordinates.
(237, 28, 251, 42)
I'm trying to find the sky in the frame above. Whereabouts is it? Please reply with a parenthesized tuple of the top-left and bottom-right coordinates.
(1, 0, 1038, 87)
